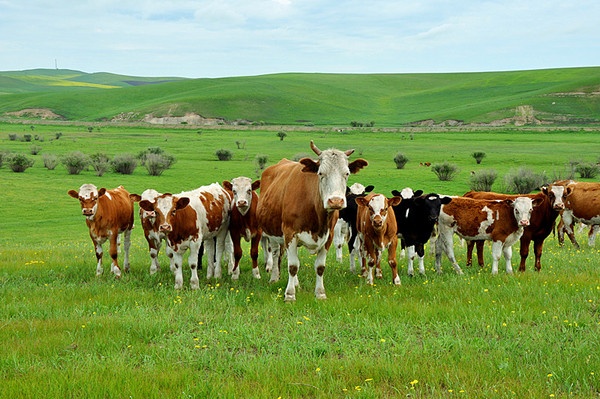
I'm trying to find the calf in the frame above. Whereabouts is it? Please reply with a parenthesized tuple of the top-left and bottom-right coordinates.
(333, 183, 374, 272)
(435, 196, 537, 275)
(222, 177, 262, 280)
(390, 189, 451, 276)
(463, 189, 560, 271)
(356, 193, 402, 285)
(68, 184, 134, 278)
(138, 183, 232, 289)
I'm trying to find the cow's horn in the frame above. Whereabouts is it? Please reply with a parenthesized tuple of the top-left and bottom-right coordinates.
(310, 140, 322, 155)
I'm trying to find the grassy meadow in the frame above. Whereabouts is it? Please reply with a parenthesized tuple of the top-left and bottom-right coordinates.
(1, 123, 600, 398)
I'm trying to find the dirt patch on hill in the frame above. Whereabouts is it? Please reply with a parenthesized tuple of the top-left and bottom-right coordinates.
(111, 112, 226, 125)
(5, 108, 64, 120)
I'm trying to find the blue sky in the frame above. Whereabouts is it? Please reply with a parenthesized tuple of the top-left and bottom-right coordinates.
(1, 0, 598, 78)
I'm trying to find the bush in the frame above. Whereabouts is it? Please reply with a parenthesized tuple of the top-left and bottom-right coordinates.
(55, 132, 63, 140)
(393, 152, 409, 169)
(112, 153, 138, 175)
(8, 133, 18, 141)
(276, 131, 287, 141)
(90, 153, 111, 176)
(30, 145, 42, 155)
(42, 154, 59, 170)
(575, 162, 599, 179)
(7, 153, 35, 172)
(22, 134, 32, 142)
(471, 151, 486, 164)
(255, 154, 269, 171)
(469, 169, 498, 191)
(432, 161, 459, 181)
(62, 151, 90, 175)
(144, 153, 175, 176)
(504, 167, 548, 194)
(215, 149, 233, 161)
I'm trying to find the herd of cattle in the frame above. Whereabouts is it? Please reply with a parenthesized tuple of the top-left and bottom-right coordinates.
(68, 141, 600, 301)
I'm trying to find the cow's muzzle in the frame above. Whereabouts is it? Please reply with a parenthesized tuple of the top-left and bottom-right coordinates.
(326, 197, 345, 210)
(82, 208, 94, 216)
(519, 220, 530, 226)
(159, 224, 172, 232)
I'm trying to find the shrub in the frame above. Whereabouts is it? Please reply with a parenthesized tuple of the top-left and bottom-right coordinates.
(255, 154, 268, 170)
(0, 151, 12, 168)
(469, 169, 498, 191)
(504, 167, 548, 194)
(55, 132, 63, 140)
(575, 162, 599, 179)
(22, 134, 32, 142)
(62, 151, 90, 175)
(90, 153, 111, 176)
(393, 152, 409, 169)
(8, 133, 18, 141)
(144, 153, 175, 176)
(30, 145, 42, 155)
(215, 149, 233, 161)
(471, 151, 486, 164)
(276, 131, 287, 141)
(112, 153, 138, 175)
(42, 154, 59, 170)
(432, 161, 459, 181)
(7, 153, 35, 172)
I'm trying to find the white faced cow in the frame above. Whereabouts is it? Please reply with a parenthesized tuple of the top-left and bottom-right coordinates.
(68, 184, 134, 278)
(435, 196, 537, 275)
(256, 141, 368, 301)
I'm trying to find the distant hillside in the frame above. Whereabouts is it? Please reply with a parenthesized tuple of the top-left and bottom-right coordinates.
(0, 67, 599, 127)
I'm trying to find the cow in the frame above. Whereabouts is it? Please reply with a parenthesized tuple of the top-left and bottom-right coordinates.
(256, 140, 368, 301)
(355, 193, 402, 285)
(463, 189, 560, 271)
(138, 183, 232, 289)
(222, 177, 262, 280)
(435, 196, 537, 275)
(68, 184, 134, 278)
(548, 180, 600, 249)
(390, 189, 452, 276)
(333, 182, 374, 272)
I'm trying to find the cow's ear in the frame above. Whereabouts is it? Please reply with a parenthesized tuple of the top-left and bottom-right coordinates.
(252, 180, 261, 190)
(532, 197, 543, 208)
(139, 200, 154, 212)
(222, 181, 232, 191)
(413, 190, 424, 197)
(299, 158, 319, 173)
(566, 186, 573, 197)
(175, 197, 190, 210)
(441, 196, 452, 205)
(388, 196, 402, 207)
(505, 199, 515, 207)
(348, 159, 368, 174)
(355, 197, 369, 207)
(98, 188, 107, 197)
(68, 190, 79, 199)
(364, 185, 374, 193)
(391, 189, 401, 197)
(540, 186, 549, 195)
(130, 194, 142, 202)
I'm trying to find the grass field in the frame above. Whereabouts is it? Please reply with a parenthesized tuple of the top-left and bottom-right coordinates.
(1, 124, 600, 398)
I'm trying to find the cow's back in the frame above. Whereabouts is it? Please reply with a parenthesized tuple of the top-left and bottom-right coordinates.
(565, 182, 600, 221)
(92, 187, 134, 232)
(441, 197, 516, 239)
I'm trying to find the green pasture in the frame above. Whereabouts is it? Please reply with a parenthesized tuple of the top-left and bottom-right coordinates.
(1, 124, 600, 398)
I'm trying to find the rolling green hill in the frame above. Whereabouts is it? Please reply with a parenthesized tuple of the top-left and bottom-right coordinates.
(0, 67, 599, 126)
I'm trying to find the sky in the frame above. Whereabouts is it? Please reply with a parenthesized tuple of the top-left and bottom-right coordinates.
(1, 0, 599, 78)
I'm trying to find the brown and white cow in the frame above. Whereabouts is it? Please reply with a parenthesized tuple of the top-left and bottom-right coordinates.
(130, 189, 170, 275)
(547, 180, 600, 249)
(463, 189, 560, 271)
(138, 183, 232, 289)
(256, 141, 368, 301)
(435, 196, 537, 275)
(222, 177, 262, 280)
(355, 193, 402, 285)
(68, 184, 134, 278)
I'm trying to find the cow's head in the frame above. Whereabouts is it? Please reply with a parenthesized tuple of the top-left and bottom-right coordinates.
(511, 197, 537, 227)
(299, 140, 368, 211)
(139, 193, 189, 233)
(131, 189, 161, 220)
(417, 194, 452, 223)
(223, 177, 260, 216)
(543, 182, 570, 211)
(391, 188, 424, 200)
(356, 194, 401, 230)
(68, 183, 107, 219)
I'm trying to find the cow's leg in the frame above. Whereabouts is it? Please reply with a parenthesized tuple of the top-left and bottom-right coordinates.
(533, 239, 544, 271)
(230, 232, 243, 280)
(204, 238, 216, 279)
(148, 235, 161, 275)
(166, 245, 175, 273)
(518, 237, 531, 272)
(188, 241, 201, 289)
(122, 229, 131, 273)
(415, 243, 426, 275)
(349, 246, 358, 274)
(284, 238, 300, 301)
(503, 244, 514, 274)
(333, 221, 344, 263)
(366, 251, 376, 286)
(490, 241, 503, 275)
(466, 240, 475, 267)
(250, 235, 261, 279)
(434, 230, 463, 275)
(224, 232, 235, 276)
(349, 234, 361, 274)
(388, 238, 400, 285)
(172, 251, 184, 290)
(561, 212, 580, 249)
(314, 246, 328, 300)
(94, 240, 104, 276)
(475, 240, 485, 268)
(588, 225, 599, 247)
(109, 232, 121, 278)
(406, 245, 415, 276)
(213, 232, 227, 279)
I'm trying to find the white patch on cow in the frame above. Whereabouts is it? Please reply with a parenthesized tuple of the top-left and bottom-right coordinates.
(349, 182, 366, 195)
(317, 149, 352, 210)
(513, 197, 534, 226)
(297, 230, 330, 252)
(549, 185, 566, 209)
(78, 183, 97, 199)
(231, 176, 254, 215)
(478, 206, 495, 236)
(400, 187, 414, 199)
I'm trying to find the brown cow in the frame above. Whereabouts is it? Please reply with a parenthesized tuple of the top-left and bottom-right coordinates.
(68, 184, 134, 278)
(223, 177, 262, 280)
(435, 196, 537, 274)
(138, 183, 232, 289)
(463, 189, 560, 271)
(547, 180, 600, 249)
(355, 193, 402, 285)
(256, 141, 368, 301)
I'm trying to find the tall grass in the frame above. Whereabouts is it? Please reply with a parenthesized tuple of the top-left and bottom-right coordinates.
(1, 124, 600, 397)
